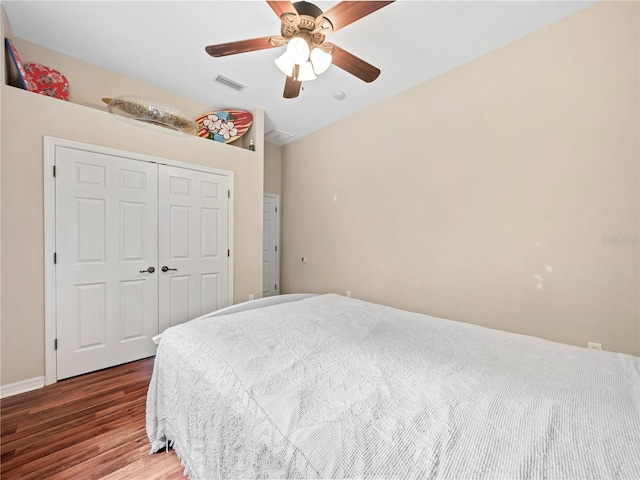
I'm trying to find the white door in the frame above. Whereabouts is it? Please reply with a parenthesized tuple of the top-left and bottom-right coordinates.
(263, 194, 279, 297)
(158, 165, 230, 331)
(55, 148, 158, 380)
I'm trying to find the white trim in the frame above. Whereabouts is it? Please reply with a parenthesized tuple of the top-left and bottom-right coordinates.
(43, 136, 235, 385)
(44, 138, 57, 386)
(228, 177, 235, 308)
(1, 376, 45, 399)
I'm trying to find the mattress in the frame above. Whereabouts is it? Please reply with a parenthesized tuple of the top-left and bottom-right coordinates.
(146, 293, 640, 479)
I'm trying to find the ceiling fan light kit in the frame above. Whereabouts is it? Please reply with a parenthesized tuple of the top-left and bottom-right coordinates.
(310, 47, 332, 75)
(286, 35, 310, 63)
(274, 52, 295, 77)
(205, 1, 395, 98)
(297, 61, 317, 82)
(274, 43, 330, 80)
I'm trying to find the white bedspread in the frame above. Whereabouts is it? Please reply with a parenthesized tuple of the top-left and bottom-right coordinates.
(146, 294, 640, 479)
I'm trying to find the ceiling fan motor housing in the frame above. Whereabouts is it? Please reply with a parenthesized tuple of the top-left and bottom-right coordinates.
(293, 1, 323, 18)
(281, 1, 330, 46)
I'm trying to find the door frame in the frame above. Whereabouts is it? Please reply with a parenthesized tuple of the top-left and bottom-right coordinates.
(263, 193, 280, 297)
(43, 136, 234, 385)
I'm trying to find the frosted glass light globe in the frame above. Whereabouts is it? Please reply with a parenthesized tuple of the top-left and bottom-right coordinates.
(287, 37, 310, 64)
(275, 52, 295, 76)
(297, 61, 317, 81)
(310, 48, 332, 75)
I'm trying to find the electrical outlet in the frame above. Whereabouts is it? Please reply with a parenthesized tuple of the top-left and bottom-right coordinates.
(346, 291, 351, 298)
(248, 294, 254, 301)
(588, 342, 602, 350)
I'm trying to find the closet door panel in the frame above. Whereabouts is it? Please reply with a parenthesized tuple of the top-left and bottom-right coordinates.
(158, 165, 230, 332)
(55, 148, 158, 380)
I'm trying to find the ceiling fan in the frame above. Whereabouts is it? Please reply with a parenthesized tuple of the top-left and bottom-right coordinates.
(205, 1, 395, 99)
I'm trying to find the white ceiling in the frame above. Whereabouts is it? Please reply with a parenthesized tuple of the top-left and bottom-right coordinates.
(3, 0, 595, 145)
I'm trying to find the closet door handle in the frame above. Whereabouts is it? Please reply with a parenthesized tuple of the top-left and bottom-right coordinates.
(161, 266, 178, 272)
(140, 266, 155, 273)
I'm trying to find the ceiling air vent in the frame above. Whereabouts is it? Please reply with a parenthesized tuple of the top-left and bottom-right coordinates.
(265, 129, 294, 144)
(213, 74, 246, 92)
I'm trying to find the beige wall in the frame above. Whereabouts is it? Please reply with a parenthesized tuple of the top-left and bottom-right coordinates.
(264, 142, 282, 195)
(281, 1, 640, 356)
(1, 13, 264, 385)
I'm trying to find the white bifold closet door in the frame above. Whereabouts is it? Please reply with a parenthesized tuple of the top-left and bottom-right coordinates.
(158, 165, 229, 332)
(55, 148, 229, 380)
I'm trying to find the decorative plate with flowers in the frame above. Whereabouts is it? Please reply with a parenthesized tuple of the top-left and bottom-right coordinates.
(24, 63, 69, 100)
(4, 38, 69, 101)
(196, 109, 253, 144)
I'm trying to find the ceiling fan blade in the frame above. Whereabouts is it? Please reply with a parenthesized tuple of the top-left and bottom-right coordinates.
(326, 43, 380, 83)
(283, 65, 302, 98)
(205, 36, 284, 57)
(318, 1, 394, 34)
(267, 1, 298, 18)
(283, 76, 302, 98)
(267, 0, 300, 31)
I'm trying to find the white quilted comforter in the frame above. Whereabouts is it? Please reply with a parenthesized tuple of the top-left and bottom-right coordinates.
(146, 294, 640, 479)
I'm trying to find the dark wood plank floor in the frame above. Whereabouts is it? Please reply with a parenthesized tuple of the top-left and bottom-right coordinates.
(1, 357, 186, 479)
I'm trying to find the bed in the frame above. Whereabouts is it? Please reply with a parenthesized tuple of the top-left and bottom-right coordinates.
(146, 293, 640, 479)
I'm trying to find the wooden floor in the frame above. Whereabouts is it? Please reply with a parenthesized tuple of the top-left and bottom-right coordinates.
(1, 358, 186, 479)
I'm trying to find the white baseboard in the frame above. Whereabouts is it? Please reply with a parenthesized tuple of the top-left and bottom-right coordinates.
(1, 376, 45, 399)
